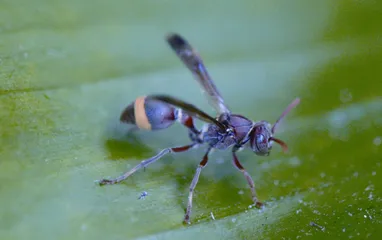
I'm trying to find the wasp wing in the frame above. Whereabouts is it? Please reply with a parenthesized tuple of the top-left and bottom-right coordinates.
(166, 33, 231, 116)
(147, 94, 227, 132)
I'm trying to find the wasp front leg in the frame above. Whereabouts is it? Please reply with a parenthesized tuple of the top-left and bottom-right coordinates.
(232, 146, 264, 208)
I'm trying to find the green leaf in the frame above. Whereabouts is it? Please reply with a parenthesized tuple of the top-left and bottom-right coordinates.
(1, 0, 381, 239)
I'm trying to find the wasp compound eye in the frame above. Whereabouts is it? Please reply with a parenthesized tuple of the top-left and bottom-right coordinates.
(256, 134, 268, 153)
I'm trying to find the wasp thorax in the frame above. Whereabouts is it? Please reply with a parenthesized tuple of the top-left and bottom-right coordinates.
(250, 121, 273, 156)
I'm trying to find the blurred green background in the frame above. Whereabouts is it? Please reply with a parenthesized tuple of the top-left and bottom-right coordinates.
(1, 0, 381, 239)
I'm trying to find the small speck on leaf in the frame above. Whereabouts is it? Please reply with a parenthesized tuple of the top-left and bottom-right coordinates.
(373, 136, 381, 146)
(138, 191, 148, 200)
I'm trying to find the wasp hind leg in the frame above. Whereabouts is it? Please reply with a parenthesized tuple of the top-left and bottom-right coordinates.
(98, 144, 196, 185)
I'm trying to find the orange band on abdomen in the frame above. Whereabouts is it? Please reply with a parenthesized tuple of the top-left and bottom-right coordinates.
(134, 96, 152, 130)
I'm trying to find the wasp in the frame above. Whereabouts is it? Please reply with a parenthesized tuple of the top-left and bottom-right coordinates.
(98, 33, 300, 224)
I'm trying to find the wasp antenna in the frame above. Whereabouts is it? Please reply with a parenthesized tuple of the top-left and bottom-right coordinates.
(269, 137, 289, 153)
(271, 97, 300, 134)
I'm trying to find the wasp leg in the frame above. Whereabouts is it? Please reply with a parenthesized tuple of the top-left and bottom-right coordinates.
(183, 147, 211, 224)
(232, 149, 263, 208)
(98, 144, 196, 185)
(180, 115, 199, 134)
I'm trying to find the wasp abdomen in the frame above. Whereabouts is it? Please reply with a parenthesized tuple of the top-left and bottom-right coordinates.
(120, 96, 177, 130)
(120, 102, 136, 124)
